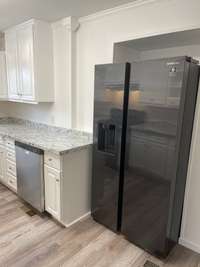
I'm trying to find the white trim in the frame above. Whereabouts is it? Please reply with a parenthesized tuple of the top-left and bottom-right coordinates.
(51, 20, 64, 29)
(179, 238, 200, 254)
(79, 0, 160, 23)
(51, 17, 80, 31)
(62, 212, 91, 228)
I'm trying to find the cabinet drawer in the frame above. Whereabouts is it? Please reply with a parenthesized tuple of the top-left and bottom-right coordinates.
(6, 159, 16, 177)
(7, 173, 17, 191)
(6, 149, 16, 162)
(44, 153, 61, 170)
(5, 138, 15, 151)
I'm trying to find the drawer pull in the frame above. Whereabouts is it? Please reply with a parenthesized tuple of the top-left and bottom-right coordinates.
(9, 167, 12, 170)
(48, 158, 53, 161)
(56, 179, 59, 182)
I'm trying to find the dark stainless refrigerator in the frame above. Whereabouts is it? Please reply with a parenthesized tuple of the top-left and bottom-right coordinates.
(91, 56, 200, 257)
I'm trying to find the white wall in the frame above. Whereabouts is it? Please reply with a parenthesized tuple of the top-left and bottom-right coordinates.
(0, 21, 71, 128)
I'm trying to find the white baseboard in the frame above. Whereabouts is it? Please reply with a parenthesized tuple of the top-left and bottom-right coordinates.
(63, 212, 91, 228)
(179, 237, 200, 254)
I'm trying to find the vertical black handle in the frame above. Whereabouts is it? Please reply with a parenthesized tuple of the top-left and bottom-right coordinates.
(107, 124, 116, 150)
(98, 123, 106, 151)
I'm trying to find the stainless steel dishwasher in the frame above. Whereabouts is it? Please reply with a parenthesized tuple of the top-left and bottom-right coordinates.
(15, 141, 45, 212)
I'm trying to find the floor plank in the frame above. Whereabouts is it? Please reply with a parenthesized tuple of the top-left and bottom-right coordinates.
(0, 183, 199, 267)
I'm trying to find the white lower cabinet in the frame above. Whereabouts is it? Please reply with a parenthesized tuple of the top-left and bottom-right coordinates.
(7, 172, 17, 191)
(44, 165, 61, 220)
(0, 145, 6, 183)
(44, 149, 91, 227)
(0, 137, 17, 192)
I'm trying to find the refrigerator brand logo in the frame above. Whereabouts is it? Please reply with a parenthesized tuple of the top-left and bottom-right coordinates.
(166, 62, 180, 66)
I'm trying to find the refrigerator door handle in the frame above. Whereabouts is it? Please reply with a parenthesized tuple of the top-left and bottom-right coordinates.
(107, 124, 116, 150)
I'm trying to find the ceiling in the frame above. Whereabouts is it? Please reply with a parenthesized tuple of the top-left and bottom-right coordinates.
(0, 0, 136, 30)
(118, 29, 200, 51)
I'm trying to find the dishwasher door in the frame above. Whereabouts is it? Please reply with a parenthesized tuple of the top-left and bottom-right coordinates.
(15, 141, 44, 212)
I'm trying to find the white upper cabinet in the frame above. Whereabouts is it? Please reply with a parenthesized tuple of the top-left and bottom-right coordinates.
(5, 19, 54, 103)
(17, 24, 34, 101)
(0, 52, 8, 99)
(5, 31, 19, 100)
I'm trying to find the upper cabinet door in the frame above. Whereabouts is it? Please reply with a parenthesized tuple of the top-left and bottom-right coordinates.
(17, 25, 35, 101)
(4, 19, 54, 104)
(5, 31, 19, 100)
(0, 52, 7, 99)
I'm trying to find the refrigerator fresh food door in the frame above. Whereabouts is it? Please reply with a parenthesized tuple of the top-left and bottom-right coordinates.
(121, 57, 199, 257)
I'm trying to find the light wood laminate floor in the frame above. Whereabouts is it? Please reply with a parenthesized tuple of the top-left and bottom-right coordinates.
(0, 183, 199, 267)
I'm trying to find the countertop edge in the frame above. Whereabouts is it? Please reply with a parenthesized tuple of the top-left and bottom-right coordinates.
(0, 132, 93, 156)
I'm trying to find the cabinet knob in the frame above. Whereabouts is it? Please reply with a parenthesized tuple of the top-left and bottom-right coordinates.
(56, 179, 59, 182)
(48, 158, 52, 162)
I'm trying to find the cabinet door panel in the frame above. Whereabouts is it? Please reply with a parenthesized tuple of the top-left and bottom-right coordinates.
(44, 165, 60, 219)
(17, 25, 35, 101)
(0, 146, 6, 184)
(0, 53, 7, 99)
(5, 31, 19, 100)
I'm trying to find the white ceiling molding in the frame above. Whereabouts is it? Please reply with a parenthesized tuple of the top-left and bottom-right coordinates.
(79, 0, 160, 23)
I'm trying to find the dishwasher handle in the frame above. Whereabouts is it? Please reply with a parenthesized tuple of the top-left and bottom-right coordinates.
(15, 141, 44, 155)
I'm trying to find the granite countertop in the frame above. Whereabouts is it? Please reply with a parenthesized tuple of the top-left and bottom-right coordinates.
(0, 118, 93, 155)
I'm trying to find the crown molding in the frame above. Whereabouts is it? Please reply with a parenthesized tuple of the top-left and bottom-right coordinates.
(79, 0, 159, 23)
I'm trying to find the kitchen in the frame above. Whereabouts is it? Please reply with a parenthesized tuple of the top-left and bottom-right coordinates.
(0, 0, 200, 266)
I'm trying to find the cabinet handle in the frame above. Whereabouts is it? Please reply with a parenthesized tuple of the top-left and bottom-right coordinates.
(48, 158, 52, 162)
(56, 179, 59, 182)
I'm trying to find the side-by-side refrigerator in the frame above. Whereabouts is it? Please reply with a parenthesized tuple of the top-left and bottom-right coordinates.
(91, 56, 200, 257)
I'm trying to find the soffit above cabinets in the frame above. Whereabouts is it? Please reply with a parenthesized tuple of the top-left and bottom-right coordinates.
(119, 28, 200, 51)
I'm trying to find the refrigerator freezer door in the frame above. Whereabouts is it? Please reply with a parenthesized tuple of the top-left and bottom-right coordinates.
(91, 63, 130, 232)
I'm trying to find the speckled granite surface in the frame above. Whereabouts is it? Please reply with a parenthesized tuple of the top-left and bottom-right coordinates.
(0, 118, 93, 155)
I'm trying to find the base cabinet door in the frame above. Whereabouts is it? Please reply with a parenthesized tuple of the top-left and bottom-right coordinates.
(0, 146, 6, 183)
(44, 165, 60, 219)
